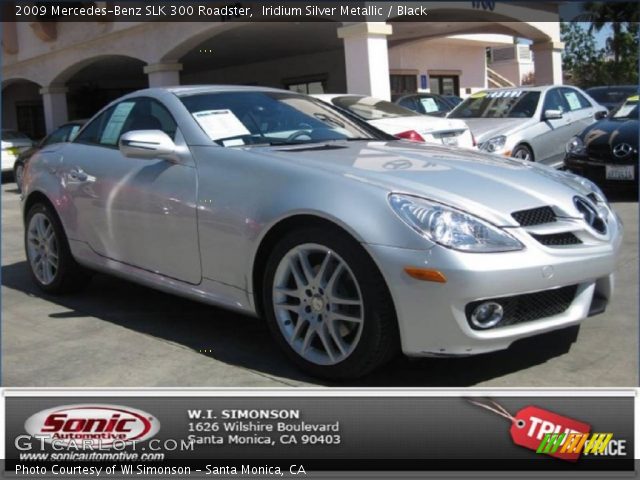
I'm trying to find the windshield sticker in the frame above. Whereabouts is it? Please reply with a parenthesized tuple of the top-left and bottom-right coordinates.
(100, 101, 135, 145)
(628, 95, 639, 102)
(488, 90, 523, 99)
(420, 97, 439, 113)
(470, 92, 487, 99)
(193, 109, 250, 141)
(564, 92, 582, 111)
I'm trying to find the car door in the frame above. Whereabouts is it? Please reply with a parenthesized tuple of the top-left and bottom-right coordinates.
(61, 96, 201, 284)
(561, 87, 599, 133)
(534, 88, 573, 165)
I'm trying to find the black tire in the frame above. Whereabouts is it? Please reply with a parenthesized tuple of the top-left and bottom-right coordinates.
(13, 161, 24, 193)
(262, 226, 399, 380)
(24, 202, 91, 294)
(512, 144, 534, 162)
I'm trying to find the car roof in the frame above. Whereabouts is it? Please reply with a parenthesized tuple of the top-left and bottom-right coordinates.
(148, 85, 294, 97)
(480, 85, 559, 93)
(312, 93, 368, 101)
(586, 85, 636, 91)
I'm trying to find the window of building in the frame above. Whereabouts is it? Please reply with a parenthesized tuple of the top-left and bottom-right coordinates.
(429, 75, 460, 97)
(284, 75, 327, 95)
(390, 75, 417, 95)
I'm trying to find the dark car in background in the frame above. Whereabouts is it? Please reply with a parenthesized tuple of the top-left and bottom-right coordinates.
(392, 93, 460, 117)
(565, 95, 638, 193)
(13, 120, 85, 192)
(586, 85, 638, 112)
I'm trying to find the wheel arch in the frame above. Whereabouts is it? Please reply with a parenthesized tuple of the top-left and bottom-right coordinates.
(250, 213, 391, 319)
(23, 190, 58, 223)
(513, 142, 535, 161)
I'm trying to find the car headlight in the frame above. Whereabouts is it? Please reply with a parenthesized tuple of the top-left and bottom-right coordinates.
(566, 136, 586, 155)
(479, 135, 506, 153)
(388, 194, 523, 253)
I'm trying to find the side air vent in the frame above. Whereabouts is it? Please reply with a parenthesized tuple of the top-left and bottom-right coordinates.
(512, 206, 556, 226)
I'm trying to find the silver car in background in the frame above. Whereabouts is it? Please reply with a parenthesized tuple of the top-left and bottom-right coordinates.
(449, 85, 608, 167)
(22, 86, 622, 379)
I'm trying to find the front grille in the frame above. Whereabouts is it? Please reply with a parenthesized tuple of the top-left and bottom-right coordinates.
(512, 206, 556, 226)
(531, 232, 583, 246)
(466, 285, 578, 329)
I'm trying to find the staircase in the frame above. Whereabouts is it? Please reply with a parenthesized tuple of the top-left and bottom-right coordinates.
(487, 67, 516, 89)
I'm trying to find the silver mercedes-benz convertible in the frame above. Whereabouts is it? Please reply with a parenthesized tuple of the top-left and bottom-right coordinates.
(22, 86, 623, 379)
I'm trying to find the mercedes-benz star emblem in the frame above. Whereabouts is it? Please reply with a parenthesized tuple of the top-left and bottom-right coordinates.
(573, 196, 607, 234)
(612, 143, 633, 158)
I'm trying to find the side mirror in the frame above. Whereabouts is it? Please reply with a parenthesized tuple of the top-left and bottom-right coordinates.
(543, 109, 564, 120)
(119, 130, 175, 159)
(594, 110, 608, 120)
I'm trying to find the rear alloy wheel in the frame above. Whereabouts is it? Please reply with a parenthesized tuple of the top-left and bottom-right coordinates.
(263, 227, 398, 379)
(25, 203, 91, 293)
(512, 144, 534, 162)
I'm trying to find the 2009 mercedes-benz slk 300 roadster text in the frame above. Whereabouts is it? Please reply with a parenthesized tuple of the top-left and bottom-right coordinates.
(22, 86, 623, 379)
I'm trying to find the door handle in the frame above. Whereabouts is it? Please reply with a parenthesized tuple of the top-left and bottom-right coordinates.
(68, 167, 88, 182)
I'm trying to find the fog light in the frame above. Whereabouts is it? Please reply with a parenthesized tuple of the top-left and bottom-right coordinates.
(470, 302, 504, 329)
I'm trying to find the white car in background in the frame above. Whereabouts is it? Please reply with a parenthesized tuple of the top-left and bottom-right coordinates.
(313, 94, 475, 149)
(1, 130, 34, 172)
(448, 85, 608, 167)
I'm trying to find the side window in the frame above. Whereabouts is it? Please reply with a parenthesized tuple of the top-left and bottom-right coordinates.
(561, 88, 591, 111)
(542, 89, 569, 114)
(75, 98, 178, 148)
(42, 125, 73, 146)
(74, 104, 120, 146)
(120, 98, 178, 140)
(398, 97, 418, 112)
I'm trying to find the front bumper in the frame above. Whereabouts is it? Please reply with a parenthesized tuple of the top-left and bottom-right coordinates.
(364, 215, 623, 357)
(565, 154, 639, 189)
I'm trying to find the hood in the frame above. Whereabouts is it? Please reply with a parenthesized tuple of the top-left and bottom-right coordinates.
(368, 116, 468, 136)
(456, 117, 534, 143)
(253, 140, 595, 226)
(579, 117, 639, 145)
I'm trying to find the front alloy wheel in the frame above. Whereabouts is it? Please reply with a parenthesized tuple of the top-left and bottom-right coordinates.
(263, 227, 399, 379)
(512, 145, 534, 162)
(272, 244, 364, 366)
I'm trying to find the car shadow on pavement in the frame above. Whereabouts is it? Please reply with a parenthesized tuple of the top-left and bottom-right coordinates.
(2, 260, 583, 387)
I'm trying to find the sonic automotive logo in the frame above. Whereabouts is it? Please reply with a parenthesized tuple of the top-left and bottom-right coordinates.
(24, 404, 160, 448)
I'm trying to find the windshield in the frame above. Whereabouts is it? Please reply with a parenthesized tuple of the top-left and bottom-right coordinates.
(449, 91, 540, 119)
(180, 91, 379, 147)
(2, 130, 30, 141)
(587, 87, 636, 105)
(330, 96, 420, 120)
(612, 98, 639, 119)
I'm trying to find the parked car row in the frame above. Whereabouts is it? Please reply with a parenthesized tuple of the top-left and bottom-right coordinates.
(20, 85, 623, 379)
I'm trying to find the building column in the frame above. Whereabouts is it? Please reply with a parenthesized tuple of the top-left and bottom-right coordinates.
(144, 63, 182, 87)
(39, 85, 68, 133)
(531, 41, 564, 86)
(337, 22, 393, 100)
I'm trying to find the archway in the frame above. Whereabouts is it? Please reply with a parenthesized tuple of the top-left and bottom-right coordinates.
(52, 55, 147, 120)
(174, 22, 346, 93)
(1, 79, 45, 140)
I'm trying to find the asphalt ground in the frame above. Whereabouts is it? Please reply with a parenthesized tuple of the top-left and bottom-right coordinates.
(2, 179, 637, 387)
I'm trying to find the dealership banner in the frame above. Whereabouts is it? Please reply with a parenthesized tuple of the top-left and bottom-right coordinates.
(2, 394, 634, 476)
